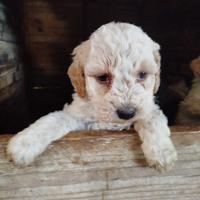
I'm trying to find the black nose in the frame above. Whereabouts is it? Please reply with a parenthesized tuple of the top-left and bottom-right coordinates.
(116, 107, 136, 120)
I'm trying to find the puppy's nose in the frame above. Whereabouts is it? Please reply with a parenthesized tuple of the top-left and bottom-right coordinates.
(116, 107, 136, 120)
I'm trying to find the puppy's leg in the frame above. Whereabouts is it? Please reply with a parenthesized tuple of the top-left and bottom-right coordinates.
(7, 110, 86, 166)
(134, 108, 177, 171)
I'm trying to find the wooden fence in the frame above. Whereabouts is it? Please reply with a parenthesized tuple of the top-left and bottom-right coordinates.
(0, 127, 200, 199)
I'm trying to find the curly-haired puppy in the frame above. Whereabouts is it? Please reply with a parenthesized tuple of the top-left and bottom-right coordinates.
(176, 56, 200, 125)
(7, 22, 177, 171)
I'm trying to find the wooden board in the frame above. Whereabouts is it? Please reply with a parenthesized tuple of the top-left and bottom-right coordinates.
(0, 126, 200, 200)
(24, 0, 83, 77)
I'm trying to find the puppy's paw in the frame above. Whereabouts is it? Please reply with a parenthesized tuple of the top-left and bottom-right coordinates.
(147, 147, 177, 172)
(7, 134, 37, 166)
(143, 141, 177, 172)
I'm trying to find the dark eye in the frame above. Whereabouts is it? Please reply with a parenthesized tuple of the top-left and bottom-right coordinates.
(97, 74, 109, 82)
(96, 73, 112, 85)
(137, 72, 148, 80)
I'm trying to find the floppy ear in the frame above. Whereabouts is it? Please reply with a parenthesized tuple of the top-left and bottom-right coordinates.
(153, 43, 161, 94)
(67, 41, 90, 98)
(68, 62, 86, 98)
(190, 56, 200, 77)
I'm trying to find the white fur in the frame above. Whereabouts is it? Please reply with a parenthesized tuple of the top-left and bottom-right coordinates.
(7, 22, 177, 170)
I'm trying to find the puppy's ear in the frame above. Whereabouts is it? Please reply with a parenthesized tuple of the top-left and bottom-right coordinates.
(190, 56, 200, 77)
(68, 41, 89, 98)
(153, 43, 161, 94)
(68, 62, 86, 98)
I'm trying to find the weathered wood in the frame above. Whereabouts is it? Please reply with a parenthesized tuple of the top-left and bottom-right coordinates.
(0, 126, 200, 200)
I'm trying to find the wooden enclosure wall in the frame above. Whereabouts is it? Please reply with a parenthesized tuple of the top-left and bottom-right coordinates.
(0, 127, 200, 199)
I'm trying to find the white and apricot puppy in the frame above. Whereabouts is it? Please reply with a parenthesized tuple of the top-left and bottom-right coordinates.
(7, 22, 177, 171)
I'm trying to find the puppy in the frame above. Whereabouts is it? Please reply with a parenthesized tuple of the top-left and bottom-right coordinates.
(176, 56, 200, 125)
(7, 22, 177, 171)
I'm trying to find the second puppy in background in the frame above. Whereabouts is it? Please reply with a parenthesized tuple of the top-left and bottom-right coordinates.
(176, 56, 200, 125)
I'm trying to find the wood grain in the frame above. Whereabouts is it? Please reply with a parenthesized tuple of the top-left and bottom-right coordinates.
(0, 127, 200, 200)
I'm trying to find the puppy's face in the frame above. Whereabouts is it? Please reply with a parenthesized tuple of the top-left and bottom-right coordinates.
(68, 23, 161, 124)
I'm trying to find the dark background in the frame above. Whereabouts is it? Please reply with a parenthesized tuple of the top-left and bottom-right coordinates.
(0, 0, 200, 133)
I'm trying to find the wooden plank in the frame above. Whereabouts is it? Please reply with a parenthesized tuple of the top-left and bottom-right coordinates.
(24, 0, 82, 42)
(27, 41, 75, 70)
(0, 127, 200, 199)
(0, 80, 24, 103)
(23, 0, 83, 88)
(0, 40, 24, 103)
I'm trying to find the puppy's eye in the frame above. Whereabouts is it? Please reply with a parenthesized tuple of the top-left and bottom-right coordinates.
(97, 74, 109, 82)
(137, 72, 148, 81)
(95, 73, 112, 85)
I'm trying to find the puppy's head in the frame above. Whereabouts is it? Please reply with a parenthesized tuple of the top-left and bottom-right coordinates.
(190, 56, 200, 78)
(68, 22, 161, 123)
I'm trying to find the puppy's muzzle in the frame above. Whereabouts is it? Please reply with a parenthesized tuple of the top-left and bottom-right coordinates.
(116, 107, 136, 120)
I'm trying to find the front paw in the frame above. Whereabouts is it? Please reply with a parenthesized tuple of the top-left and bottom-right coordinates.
(143, 140, 177, 172)
(7, 133, 37, 166)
